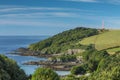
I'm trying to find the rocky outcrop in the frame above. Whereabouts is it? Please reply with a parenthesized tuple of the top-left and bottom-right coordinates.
(11, 47, 53, 57)
(23, 60, 79, 71)
(12, 47, 38, 56)
(67, 49, 85, 55)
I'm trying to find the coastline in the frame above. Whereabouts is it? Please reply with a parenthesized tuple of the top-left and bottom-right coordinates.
(10, 47, 81, 71)
(23, 60, 79, 71)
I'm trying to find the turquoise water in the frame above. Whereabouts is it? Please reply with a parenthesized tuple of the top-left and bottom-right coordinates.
(0, 36, 70, 75)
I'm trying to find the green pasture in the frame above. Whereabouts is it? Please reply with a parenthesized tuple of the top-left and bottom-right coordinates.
(80, 30, 120, 53)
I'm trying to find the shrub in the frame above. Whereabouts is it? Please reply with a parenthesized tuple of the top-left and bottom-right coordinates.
(0, 55, 27, 80)
(32, 67, 60, 80)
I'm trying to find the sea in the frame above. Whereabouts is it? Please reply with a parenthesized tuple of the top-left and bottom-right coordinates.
(0, 36, 70, 75)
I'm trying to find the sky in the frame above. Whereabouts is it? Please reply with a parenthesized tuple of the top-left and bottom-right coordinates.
(0, 0, 120, 35)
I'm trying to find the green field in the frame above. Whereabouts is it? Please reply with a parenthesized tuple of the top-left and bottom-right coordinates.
(107, 47, 120, 54)
(80, 30, 120, 53)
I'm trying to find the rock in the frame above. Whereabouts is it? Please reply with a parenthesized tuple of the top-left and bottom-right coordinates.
(67, 49, 85, 55)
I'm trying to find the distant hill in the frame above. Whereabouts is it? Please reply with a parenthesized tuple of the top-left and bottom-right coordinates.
(29, 27, 98, 54)
(80, 30, 120, 54)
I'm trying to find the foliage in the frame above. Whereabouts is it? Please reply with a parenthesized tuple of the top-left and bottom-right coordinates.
(29, 27, 98, 54)
(70, 49, 109, 76)
(82, 50, 109, 72)
(71, 65, 86, 75)
(58, 54, 77, 62)
(70, 51, 120, 80)
(49, 54, 77, 62)
(32, 67, 60, 80)
(62, 75, 79, 80)
(107, 47, 120, 54)
(0, 55, 27, 80)
(87, 53, 120, 80)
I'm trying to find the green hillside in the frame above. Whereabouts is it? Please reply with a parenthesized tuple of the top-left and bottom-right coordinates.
(29, 27, 99, 54)
(80, 30, 120, 54)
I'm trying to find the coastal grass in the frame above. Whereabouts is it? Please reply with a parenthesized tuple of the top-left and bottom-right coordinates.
(106, 47, 120, 54)
(80, 30, 120, 54)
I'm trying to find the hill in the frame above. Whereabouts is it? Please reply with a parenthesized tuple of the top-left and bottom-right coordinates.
(29, 27, 99, 54)
(80, 30, 120, 54)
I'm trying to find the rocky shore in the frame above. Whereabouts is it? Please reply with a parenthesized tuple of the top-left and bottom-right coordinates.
(11, 47, 82, 71)
(23, 60, 79, 71)
(10, 47, 53, 58)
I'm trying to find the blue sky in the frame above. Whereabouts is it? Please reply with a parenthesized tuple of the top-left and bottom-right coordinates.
(0, 0, 120, 35)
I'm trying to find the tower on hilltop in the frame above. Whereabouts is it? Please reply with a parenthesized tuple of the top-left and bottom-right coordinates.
(102, 20, 105, 30)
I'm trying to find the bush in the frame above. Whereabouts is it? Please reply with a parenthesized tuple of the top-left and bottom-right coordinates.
(82, 50, 109, 72)
(70, 51, 120, 80)
(32, 67, 60, 80)
(58, 54, 77, 62)
(71, 65, 86, 75)
(0, 55, 27, 80)
(62, 75, 79, 80)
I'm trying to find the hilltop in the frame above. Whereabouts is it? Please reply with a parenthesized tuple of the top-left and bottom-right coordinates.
(80, 30, 120, 54)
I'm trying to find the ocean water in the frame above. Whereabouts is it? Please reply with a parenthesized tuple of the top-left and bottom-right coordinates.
(0, 36, 70, 75)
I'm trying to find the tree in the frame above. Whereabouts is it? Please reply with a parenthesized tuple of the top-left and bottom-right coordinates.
(0, 55, 27, 80)
(71, 65, 86, 75)
(32, 67, 60, 80)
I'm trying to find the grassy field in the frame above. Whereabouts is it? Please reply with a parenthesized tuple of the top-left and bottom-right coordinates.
(80, 30, 120, 53)
(106, 47, 120, 54)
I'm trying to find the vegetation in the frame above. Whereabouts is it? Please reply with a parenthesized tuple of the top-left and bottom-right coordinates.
(29, 27, 98, 54)
(87, 53, 120, 80)
(0, 55, 27, 80)
(70, 49, 109, 75)
(63, 49, 120, 80)
(83, 50, 109, 72)
(80, 30, 120, 54)
(62, 75, 79, 80)
(58, 54, 76, 62)
(71, 65, 86, 75)
(50, 54, 77, 62)
(107, 47, 120, 54)
(32, 67, 60, 80)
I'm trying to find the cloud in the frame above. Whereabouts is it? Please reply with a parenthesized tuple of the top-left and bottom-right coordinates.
(0, 19, 73, 28)
(0, 5, 106, 29)
(63, 0, 120, 4)
(0, 12, 79, 19)
(0, 5, 91, 29)
(64, 0, 98, 3)
(0, 5, 96, 19)
(107, 0, 120, 5)
(0, 7, 67, 12)
(0, 6, 81, 18)
(0, 5, 85, 13)
(0, 5, 82, 28)
(0, 8, 51, 13)
(97, 0, 120, 5)
(109, 0, 120, 3)
(1, 5, 119, 29)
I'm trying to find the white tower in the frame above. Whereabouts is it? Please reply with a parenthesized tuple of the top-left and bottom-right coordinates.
(102, 21, 104, 30)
